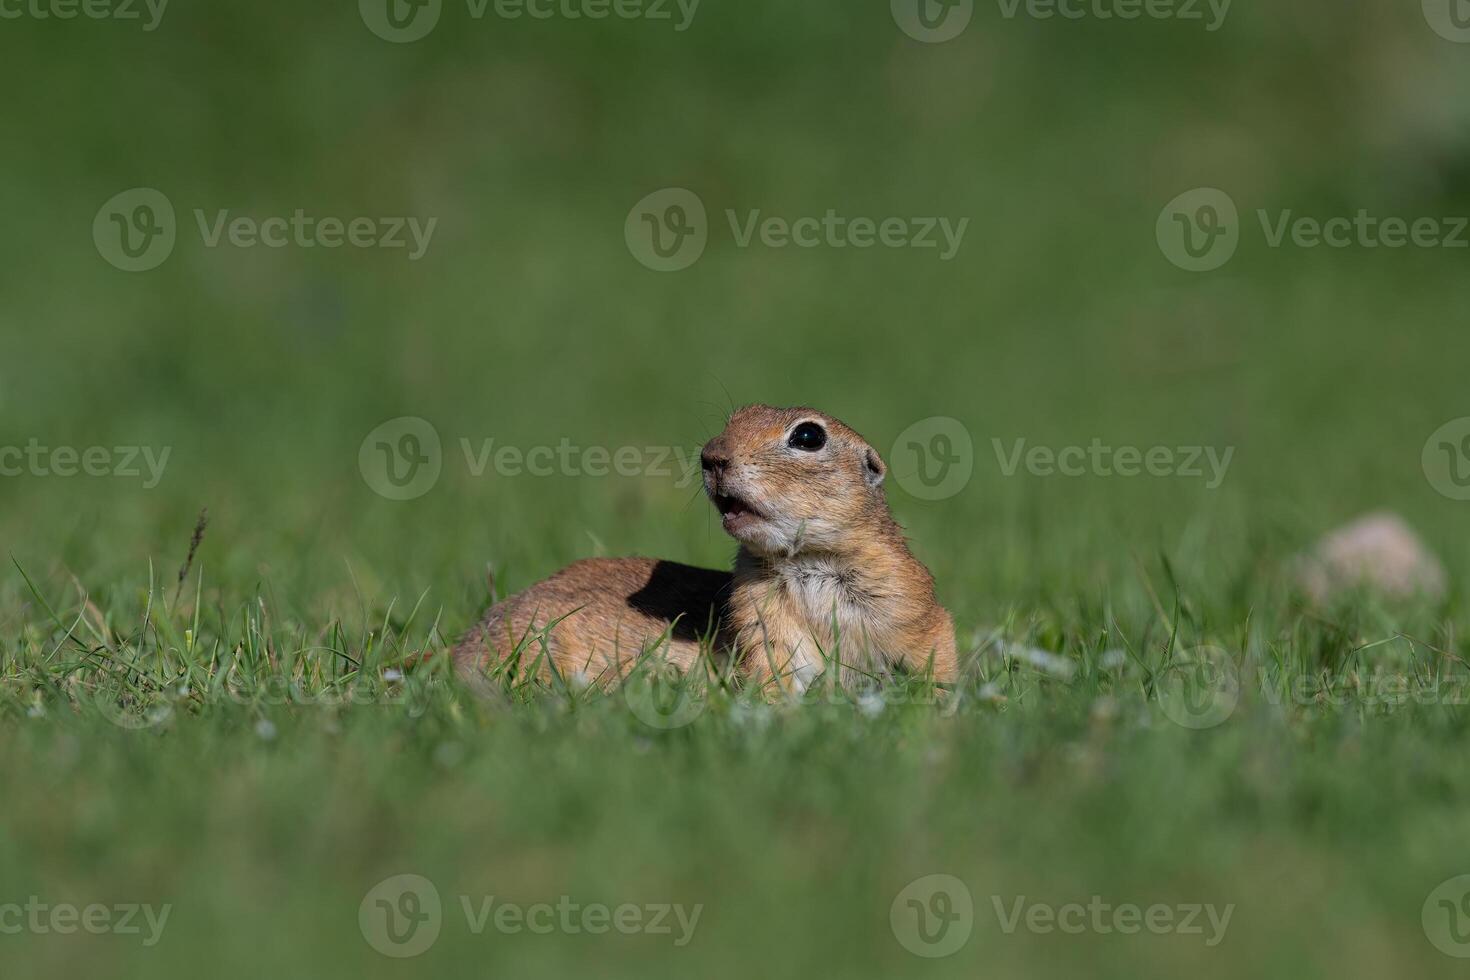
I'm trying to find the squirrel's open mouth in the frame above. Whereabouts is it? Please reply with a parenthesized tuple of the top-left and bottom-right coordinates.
(713, 492, 761, 521)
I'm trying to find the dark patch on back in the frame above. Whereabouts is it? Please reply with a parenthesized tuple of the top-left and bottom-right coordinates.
(627, 560, 732, 643)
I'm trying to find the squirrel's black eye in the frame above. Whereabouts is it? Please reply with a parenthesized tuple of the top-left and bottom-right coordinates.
(788, 422, 827, 452)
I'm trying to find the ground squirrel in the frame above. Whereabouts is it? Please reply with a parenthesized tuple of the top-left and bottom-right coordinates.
(452, 405, 956, 692)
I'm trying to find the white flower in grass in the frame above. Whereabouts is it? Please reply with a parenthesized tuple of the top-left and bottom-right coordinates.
(1003, 644, 1078, 681)
(382, 669, 404, 682)
(857, 692, 886, 718)
(254, 719, 278, 741)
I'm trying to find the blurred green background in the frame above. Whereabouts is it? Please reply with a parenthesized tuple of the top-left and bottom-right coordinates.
(2, 0, 1469, 605)
(4, 0, 1470, 977)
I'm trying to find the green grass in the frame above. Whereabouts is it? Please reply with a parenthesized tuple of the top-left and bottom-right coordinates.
(6, 548, 1470, 977)
(5, 0, 1470, 975)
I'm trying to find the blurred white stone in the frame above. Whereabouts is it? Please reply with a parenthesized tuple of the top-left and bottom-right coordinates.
(1296, 512, 1446, 604)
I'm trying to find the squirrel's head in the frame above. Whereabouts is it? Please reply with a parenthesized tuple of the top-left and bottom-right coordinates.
(701, 405, 889, 557)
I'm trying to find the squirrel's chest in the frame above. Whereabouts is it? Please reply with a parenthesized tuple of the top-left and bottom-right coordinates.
(742, 562, 888, 643)
(784, 569, 856, 626)
(727, 562, 904, 692)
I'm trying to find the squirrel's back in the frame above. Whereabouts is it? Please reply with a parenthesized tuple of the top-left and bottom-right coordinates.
(452, 557, 731, 684)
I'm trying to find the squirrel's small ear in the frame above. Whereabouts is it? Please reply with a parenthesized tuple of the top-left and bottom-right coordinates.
(863, 447, 886, 488)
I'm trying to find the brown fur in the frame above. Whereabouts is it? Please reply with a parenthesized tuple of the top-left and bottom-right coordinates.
(453, 405, 956, 692)
(451, 558, 729, 685)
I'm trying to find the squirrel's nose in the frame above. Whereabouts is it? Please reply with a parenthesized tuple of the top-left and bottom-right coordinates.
(701, 441, 730, 474)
